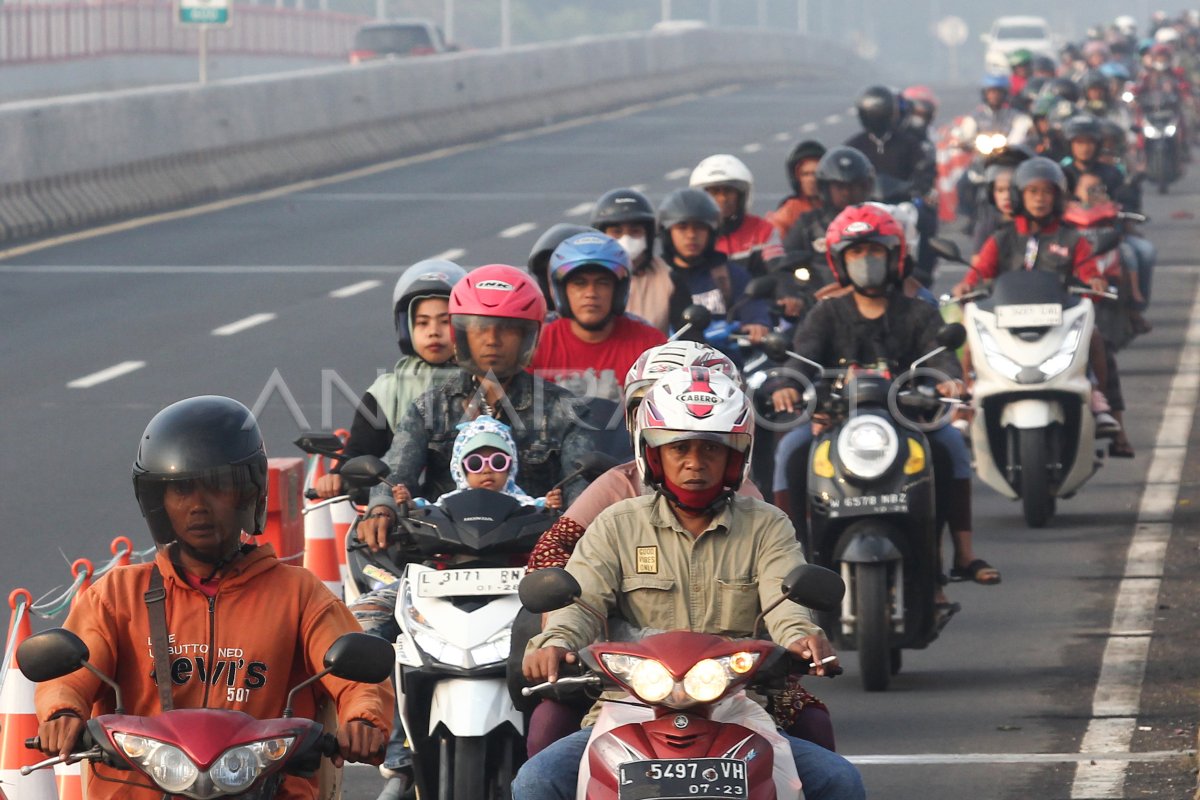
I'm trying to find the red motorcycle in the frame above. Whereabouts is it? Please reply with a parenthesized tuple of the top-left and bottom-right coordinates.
(517, 564, 844, 799)
(17, 628, 392, 799)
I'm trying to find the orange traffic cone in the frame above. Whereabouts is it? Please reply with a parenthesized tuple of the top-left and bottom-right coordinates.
(69, 560, 93, 611)
(303, 460, 342, 599)
(1, 589, 57, 800)
(330, 497, 355, 588)
(110, 536, 133, 568)
(54, 761, 83, 800)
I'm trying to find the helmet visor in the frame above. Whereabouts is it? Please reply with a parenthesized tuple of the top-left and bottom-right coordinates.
(452, 315, 540, 378)
(642, 429, 751, 453)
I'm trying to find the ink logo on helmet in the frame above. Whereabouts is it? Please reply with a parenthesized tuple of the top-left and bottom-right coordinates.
(843, 220, 875, 236)
(475, 280, 514, 291)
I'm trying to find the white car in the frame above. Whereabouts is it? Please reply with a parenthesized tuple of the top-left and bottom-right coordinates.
(981, 16, 1055, 75)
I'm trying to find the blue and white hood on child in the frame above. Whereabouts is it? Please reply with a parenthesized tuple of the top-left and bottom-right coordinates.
(442, 415, 540, 506)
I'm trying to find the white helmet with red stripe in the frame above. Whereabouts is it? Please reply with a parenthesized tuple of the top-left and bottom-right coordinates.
(634, 367, 755, 493)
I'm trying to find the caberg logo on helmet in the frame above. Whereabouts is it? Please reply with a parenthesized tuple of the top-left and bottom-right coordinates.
(475, 280, 514, 291)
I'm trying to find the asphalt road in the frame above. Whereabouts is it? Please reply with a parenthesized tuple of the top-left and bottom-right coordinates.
(2, 76, 1198, 800)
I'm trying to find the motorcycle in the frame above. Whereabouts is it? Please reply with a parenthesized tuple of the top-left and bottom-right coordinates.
(335, 453, 617, 800)
(17, 628, 392, 799)
(1137, 90, 1185, 194)
(773, 325, 966, 691)
(516, 563, 846, 799)
(932, 238, 1118, 528)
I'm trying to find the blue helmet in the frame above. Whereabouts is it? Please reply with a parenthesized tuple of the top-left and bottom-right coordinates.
(981, 74, 1011, 92)
(548, 232, 632, 320)
(1098, 61, 1131, 81)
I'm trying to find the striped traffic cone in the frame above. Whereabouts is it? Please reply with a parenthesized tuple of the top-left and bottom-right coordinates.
(1, 589, 57, 800)
(303, 461, 343, 599)
(69, 560, 93, 610)
(54, 761, 83, 800)
(327, 431, 354, 586)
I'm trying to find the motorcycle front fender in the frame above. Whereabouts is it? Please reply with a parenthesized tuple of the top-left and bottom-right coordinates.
(838, 527, 904, 563)
(428, 677, 523, 737)
(999, 398, 1064, 430)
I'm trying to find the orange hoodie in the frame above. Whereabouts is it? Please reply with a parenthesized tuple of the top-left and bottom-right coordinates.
(35, 544, 393, 800)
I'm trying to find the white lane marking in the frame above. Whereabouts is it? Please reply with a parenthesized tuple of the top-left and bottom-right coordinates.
(212, 312, 277, 336)
(67, 360, 146, 389)
(705, 84, 740, 97)
(800, 122, 819, 133)
(743, 143, 762, 153)
(849, 750, 1192, 766)
(565, 202, 594, 217)
(1070, 278, 1200, 799)
(629, 184, 648, 193)
(329, 280, 382, 298)
(665, 168, 690, 180)
(0, 265, 402, 274)
(498, 222, 537, 239)
(774, 131, 791, 142)
(429, 248, 466, 262)
(823, 113, 842, 125)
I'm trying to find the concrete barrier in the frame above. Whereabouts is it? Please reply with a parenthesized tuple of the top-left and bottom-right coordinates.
(0, 29, 872, 244)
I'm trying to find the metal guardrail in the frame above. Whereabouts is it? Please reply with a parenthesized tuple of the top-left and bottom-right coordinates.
(0, 1, 367, 63)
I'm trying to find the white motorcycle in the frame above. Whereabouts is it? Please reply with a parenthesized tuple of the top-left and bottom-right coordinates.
(938, 240, 1118, 528)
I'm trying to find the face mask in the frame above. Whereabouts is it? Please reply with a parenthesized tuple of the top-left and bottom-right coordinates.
(617, 234, 647, 262)
(845, 252, 891, 292)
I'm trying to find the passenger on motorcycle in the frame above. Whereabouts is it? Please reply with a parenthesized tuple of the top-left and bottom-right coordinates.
(970, 146, 1033, 255)
(590, 187, 674, 333)
(1060, 115, 1127, 202)
(971, 75, 1035, 145)
(901, 85, 939, 138)
(769, 205, 999, 592)
(766, 139, 826, 238)
(315, 261, 466, 499)
(689, 154, 785, 276)
(529, 231, 666, 402)
(659, 187, 772, 347)
(845, 85, 939, 284)
(34, 396, 394, 800)
(781, 145, 876, 284)
(514, 369, 864, 800)
(1026, 93, 1071, 161)
(361, 264, 600, 547)
(1009, 48, 1034, 95)
(527, 223, 593, 319)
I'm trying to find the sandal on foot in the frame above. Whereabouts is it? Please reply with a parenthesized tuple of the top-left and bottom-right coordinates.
(949, 559, 1002, 585)
(934, 601, 962, 633)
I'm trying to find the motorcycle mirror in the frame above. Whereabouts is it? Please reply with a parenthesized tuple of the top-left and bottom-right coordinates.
(744, 275, 778, 300)
(518, 568, 581, 614)
(927, 237, 968, 265)
(761, 332, 792, 363)
(935, 323, 967, 351)
(338, 456, 392, 489)
(323, 633, 394, 684)
(575, 452, 621, 482)
(781, 564, 846, 613)
(679, 304, 713, 330)
(293, 432, 346, 458)
(17, 629, 90, 683)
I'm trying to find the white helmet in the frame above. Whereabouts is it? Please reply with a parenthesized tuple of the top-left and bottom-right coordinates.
(634, 367, 754, 494)
(689, 154, 755, 211)
(1155, 26, 1181, 44)
(624, 342, 742, 413)
(1113, 15, 1137, 36)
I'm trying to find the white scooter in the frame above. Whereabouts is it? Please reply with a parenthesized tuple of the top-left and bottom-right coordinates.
(937, 239, 1117, 528)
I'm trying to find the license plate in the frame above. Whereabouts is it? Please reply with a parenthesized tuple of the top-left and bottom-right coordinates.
(996, 303, 1062, 328)
(618, 758, 748, 799)
(415, 567, 524, 598)
(827, 493, 908, 518)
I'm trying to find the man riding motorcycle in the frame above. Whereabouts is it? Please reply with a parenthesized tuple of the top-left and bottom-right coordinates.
(513, 369, 865, 800)
(767, 139, 827, 237)
(782, 145, 876, 284)
(689, 154, 784, 276)
(1060, 114, 1127, 199)
(590, 187, 674, 333)
(34, 396, 394, 800)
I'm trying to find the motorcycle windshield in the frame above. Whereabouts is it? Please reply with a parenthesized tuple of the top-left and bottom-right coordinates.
(977, 269, 1076, 313)
(407, 489, 553, 557)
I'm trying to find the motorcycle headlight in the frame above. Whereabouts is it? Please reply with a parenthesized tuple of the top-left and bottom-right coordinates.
(1038, 318, 1085, 379)
(1144, 124, 1162, 139)
(209, 738, 293, 794)
(469, 630, 511, 667)
(836, 417, 899, 480)
(115, 734, 200, 794)
(629, 658, 674, 703)
(1164, 124, 1177, 137)
(682, 659, 728, 703)
(402, 583, 468, 668)
(975, 322, 1025, 381)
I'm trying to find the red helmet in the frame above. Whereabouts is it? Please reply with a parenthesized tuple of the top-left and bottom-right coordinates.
(825, 204, 907, 294)
(449, 264, 547, 378)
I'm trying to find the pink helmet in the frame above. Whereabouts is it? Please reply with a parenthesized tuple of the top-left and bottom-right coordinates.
(449, 264, 547, 378)
(634, 367, 754, 493)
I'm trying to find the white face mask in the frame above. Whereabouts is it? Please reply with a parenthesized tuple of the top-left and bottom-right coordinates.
(617, 234, 647, 262)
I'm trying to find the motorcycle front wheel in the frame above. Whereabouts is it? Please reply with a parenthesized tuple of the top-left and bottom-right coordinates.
(855, 562, 892, 692)
(1019, 428, 1053, 528)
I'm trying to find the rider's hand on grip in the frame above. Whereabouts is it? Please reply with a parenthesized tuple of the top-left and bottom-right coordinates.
(37, 713, 86, 757)
(786, 635, 840, 678)
(359, 509, 395, 552)
(334, 720, 386, 767)
(313, 473, 343, 499)
(522, 646, 576, 683)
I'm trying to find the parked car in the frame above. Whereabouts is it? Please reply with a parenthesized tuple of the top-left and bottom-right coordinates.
(349, 19, 455, 63)
(981, 16, 1054, 74)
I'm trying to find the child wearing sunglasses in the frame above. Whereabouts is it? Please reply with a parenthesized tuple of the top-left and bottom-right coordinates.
(393, 415, 563, 510)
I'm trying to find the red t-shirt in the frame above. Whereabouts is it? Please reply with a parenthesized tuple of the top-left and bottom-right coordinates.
(530, 316, 667, 402)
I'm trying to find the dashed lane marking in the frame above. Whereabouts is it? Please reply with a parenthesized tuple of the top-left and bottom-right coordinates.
(498, 222, 537, 239)
(329, 280, 382, 298)
(67, 361, 146, 389)
(428, 248, 466, 262)
(211, 313, 277, 336)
